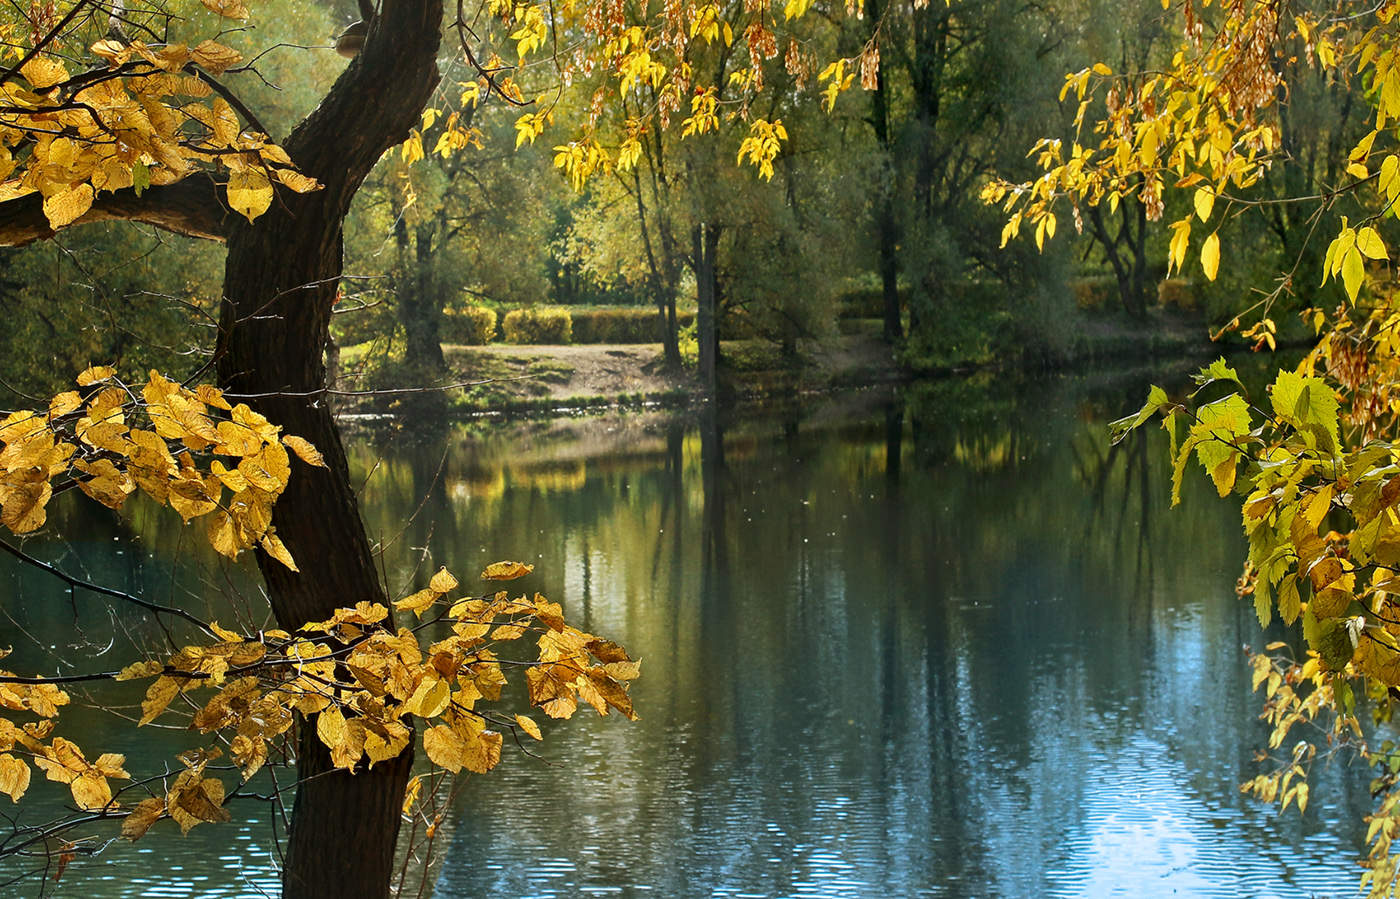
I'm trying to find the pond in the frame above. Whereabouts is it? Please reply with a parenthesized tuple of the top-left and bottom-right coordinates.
(0, 365, 1375, 897)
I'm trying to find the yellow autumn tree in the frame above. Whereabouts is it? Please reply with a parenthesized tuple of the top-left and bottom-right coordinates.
(990, 2, 1400, 895)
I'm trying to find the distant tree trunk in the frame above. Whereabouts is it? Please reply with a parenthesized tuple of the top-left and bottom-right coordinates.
(1087, 197, 1150, 318)
(694, 222, 721, 395)
(867, 0, 902, 344)
(394, 217, 447, 372)
(630, 169, 680, 366)
(214, 0, 443, 894)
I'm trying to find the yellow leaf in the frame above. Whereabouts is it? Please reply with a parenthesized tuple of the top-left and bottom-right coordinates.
(401, 775, 423, 814)
(1168, 219, 1191, 275)
(514, 714, 542, 740)
(115, 660, 163, 681)
(227, 169, 273, 223)
(75, 458, 135, 509)
(46, 392, 81, 423)
(76, 365, 116, 387)
(394, 588, 437, 616)
(481, 561, 534, 581)
(405, 676, 451, 718)
(401, 133, 425, 165)
(210, 98, 240, 146)
(491, 623, 528, 640)
(20, 57, 67, 89)
(429, 567, 459, 594)
(42, 184, 94, 229)
(191, 40, 242, 73)
(603, 659, 642, 680)
(168, 472, 219, 521)
(70, 772, 112, 810)
(423, 724, 465, 772)
(171, 777, 230, 831)
(0, 754, 30, 801)
(207, 511, 240, 559)
(1193, 186, 1215, 222)
(139, 675, 182, 725)
(121, 797, 165, 841)
(93, 753, 128, 778)
(260, 531, 298, 571)
(1342, 247, 1365, 300)
(462, 728, 503, 774)
(1357, 226, 1387, 260)
(1201, 232, 1221, 282)
(316, 706, 347, 751)
(273, 168, 321, 194)
(200, 0, 249, 19)
(2, 481, 52, 534)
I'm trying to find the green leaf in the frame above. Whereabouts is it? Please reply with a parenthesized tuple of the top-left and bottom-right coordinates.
(1171, 435, 1197, 508)
(1190, 357, 1244, 396)
(1278, 576, 1301, 625)
(132, 162, 150, 197)
(1357, 226, 1387, 260)
(1270, 370, 1340, 453)
(1309, 613, 1355, 671)
(1108, 385, 1169, 444)
(1191, 394, 1251, 498)
(1254, 572, 1272, 628)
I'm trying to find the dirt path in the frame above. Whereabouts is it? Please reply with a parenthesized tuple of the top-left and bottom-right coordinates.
(445, 342, 691, 402)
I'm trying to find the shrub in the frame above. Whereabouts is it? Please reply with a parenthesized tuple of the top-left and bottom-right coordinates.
(501, 307, 573, 344)
(1069, 276, 1116, 310)
(570, 307, 696, 343)
(441, 305, 498, 345)
(1157, 278, 1198, 310)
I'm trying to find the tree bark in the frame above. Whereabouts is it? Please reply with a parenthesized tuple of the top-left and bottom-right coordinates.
(395, 218, 447, 372)
(213, 0, 443, 895)
(0, 0, 444, 895)
(0, 175, 230, 246)
(694, 222, 720, 395)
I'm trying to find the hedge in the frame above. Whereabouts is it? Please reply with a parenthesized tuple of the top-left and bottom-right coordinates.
(1157, 278, 1198, 310)
(501, 307, 573, 344)
(571, 307, 696, 343)
(441, 305, 497, 345)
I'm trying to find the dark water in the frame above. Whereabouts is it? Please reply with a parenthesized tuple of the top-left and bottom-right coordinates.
(0, 368, 1375, 897)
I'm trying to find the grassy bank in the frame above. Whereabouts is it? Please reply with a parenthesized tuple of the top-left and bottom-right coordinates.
(334, 308, 1226, 419)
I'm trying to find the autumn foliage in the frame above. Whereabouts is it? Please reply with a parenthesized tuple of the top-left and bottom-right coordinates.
(1006, 1, 1400, 895)
(0, 369, 637, 852)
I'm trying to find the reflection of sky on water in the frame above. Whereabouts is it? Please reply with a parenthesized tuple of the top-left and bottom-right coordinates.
(0, 373, 1377, 896)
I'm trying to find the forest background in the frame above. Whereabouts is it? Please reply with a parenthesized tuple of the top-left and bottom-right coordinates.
(0, 0, 1359, 407)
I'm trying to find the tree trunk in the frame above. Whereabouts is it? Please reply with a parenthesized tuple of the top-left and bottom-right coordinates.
(396, 220, 446, 372)
(694, 222, 720, 395)
(867, 0, 902, 344)
(213, 0, 443, 895)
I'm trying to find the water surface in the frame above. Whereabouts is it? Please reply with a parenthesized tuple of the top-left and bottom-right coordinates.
(0, 368, 1373, 897)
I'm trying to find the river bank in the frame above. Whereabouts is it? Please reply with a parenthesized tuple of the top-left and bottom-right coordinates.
(336, 307, 1226, 418)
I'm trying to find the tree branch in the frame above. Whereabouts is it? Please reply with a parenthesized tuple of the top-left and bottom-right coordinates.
(0, 536, 216, 635)
(0, 175, 230, 247)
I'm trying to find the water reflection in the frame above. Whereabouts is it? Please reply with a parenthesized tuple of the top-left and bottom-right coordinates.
(0, 367, 1374, 896)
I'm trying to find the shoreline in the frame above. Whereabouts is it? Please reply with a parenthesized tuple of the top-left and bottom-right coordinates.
(335, 311, 1237, 422)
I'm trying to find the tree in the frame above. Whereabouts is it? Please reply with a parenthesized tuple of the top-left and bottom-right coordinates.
(0, 0, 873, 894)
(989, 3, 1400, 895)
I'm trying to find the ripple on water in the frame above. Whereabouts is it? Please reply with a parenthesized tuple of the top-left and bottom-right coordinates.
(1044, 734, 1353, 898)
